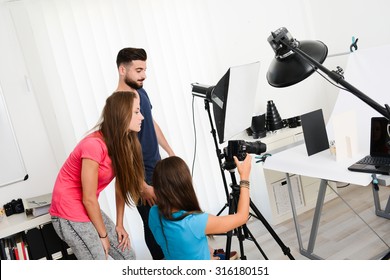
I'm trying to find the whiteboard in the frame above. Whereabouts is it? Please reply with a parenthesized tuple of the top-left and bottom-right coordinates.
(0, 86, 28, 187)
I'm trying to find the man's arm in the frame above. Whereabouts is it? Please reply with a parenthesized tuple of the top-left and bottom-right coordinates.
(153, 119, 175, 156)
(141, 119, 174, 207)
(142, 181, 156, 207)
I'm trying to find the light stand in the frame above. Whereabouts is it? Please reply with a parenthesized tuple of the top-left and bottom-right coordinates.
(203, 98, 230, 203)
(267, 27, 390, 121)
(193, 86, 294, 260)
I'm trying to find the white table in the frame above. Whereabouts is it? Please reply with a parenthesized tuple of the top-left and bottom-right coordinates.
(263, 143, 389, 259)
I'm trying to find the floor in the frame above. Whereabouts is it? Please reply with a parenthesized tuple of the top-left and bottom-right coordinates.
(208, 182, 390, 260)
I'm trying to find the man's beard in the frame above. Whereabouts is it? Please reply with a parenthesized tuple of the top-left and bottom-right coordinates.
(125, 77, 143, 90)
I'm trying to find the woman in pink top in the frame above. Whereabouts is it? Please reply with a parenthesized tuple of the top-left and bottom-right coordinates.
(49, 91, 144, 260)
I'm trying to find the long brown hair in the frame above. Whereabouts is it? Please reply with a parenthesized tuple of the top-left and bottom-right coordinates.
(152, 156, 202, 220)
(96, 91, 144, 206)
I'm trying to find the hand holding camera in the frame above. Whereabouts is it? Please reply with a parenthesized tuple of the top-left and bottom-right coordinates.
(233, 154, 252, 181)
(222, 140, 266, 170)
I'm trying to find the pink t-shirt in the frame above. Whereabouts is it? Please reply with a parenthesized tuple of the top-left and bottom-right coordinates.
(49, 131, 114, 222)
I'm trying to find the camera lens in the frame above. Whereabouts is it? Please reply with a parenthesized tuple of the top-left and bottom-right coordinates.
(223, 140, 267, 170)
(242, 141, 267, 155)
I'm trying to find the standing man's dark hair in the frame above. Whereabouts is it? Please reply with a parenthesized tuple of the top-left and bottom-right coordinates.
(116, 48, 147, 68)
(115, 47, 175, 260)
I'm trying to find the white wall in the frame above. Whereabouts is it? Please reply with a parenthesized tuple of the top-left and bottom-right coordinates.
(0, 4, 59, 205)
(1, 0, 390, 259)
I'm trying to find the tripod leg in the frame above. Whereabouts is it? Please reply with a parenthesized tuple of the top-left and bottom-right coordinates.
(224, 193, 235, 260)
(381, 249, 390, 260)
(241, 223, 268, 259)
(216, 202, 229, 216)
(250, 199, 295, 259)
(224, 192, 251, 260)
(225, 191, 268, 260)
(236, 228, 247, 260)
(224, 198, 251, 260)
(234, 225, 248, 260)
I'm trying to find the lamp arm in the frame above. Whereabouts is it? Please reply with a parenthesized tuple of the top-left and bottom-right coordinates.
(286, 41, 390, 120)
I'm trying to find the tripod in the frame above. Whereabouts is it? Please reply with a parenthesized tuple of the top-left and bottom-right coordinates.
(202, 98, 294, 260)
(224, 168, 294, 260)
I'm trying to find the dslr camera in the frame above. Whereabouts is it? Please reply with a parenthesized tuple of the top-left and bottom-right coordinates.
(222, 140, 266, 170)
(3, 198, 25, 217)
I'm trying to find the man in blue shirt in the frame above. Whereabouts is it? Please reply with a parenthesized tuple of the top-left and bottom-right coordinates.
(115, 48, 175, 260)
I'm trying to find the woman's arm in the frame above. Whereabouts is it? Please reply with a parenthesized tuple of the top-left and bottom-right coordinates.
(81, 158, 109, 258)
(205, 154, 252, 235)
(115, 181, 130, 250)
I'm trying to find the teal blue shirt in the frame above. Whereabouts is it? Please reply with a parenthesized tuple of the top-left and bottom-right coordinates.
(149, 205, 210, 260)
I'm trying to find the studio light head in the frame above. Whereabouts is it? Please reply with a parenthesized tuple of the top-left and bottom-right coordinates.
(267, 27, 298, 59)
(192, 62, 261, 144)
(267, 27, 328, 88)
(191, 83, 215, 100)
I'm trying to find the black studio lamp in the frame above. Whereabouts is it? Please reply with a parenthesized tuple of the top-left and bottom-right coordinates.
(266, 27, 390, 121)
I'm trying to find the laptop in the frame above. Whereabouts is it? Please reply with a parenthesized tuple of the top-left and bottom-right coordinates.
(348, 117, 390, 175)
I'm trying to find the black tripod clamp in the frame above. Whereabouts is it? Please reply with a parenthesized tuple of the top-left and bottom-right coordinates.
(227, 169, 245, 195)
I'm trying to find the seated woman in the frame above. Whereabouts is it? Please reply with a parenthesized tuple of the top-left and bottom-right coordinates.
(149, 155, 251, 260)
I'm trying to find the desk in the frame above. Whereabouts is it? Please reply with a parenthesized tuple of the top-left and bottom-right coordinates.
(263, 143, 390, 259)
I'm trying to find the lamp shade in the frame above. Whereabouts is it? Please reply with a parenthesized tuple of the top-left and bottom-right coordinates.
(267, 40, 328, 87)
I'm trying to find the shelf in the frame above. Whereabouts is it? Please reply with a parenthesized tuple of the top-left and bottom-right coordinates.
(0, 212, 51, 239)
(233, 126, 303, 145)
